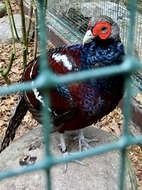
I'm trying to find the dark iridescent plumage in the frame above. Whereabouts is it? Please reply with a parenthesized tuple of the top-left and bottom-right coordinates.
(0, 16, 125, 153)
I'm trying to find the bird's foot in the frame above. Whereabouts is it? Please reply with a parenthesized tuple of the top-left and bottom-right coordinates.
(59, 133, 87, 172)
(59, 149, 87, 172)
(78, 130, 98, 152)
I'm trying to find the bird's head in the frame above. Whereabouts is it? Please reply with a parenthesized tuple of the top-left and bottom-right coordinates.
(83, 16, 120, 45)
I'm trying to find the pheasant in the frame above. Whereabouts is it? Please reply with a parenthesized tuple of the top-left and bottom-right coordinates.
(0, 16, 125, 157)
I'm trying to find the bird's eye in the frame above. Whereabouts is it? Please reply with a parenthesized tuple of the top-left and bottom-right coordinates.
(92, 21, 111, 40)
(101, 26, 107, 31)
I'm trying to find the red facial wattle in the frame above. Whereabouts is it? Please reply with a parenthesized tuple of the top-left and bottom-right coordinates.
(92, 22, 111, 40)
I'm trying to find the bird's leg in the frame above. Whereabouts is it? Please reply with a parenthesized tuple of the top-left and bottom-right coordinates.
(59, 133, 68, 172)
(59, 133, 87, 172)
(59, 133, 67, 155)
(78, 129, 98, 152)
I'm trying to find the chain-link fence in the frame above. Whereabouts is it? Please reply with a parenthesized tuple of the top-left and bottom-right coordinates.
(0, 0, 142, 189)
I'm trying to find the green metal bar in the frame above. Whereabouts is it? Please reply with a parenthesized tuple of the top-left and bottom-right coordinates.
(120, 75, 133, 190)
(47, 169, 52, 190)
(0, 56, 141, 96)
(37, 0, 52, 155)
(119, 149, 127, 190)
(0, 157, 47, 180)
(55, 57, 141, 85)
(0, 81, 35, 96)
(0, 1, 141, 189)
(50, 135, 142, 165)
(122, 76, 132, 135)
(0, 134, 142, 181)
(37, 0, 52, 189)
(119, 0, 137, 189)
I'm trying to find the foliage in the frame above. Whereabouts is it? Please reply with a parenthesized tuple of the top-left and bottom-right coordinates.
(0, 0, 48, 84)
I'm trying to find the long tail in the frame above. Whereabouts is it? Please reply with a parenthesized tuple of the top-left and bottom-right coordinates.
(0, 96, 28, 153)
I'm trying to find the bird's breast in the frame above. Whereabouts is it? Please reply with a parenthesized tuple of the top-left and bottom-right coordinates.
(69, 79, 123, 118)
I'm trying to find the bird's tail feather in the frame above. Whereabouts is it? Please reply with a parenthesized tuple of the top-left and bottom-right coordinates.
(0, 96, 28, 153)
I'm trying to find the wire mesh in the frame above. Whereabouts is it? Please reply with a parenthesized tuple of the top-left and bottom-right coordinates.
(0, 0, 142, 190)
(48, 0, 142, 60)
(48, 0, 142, 93)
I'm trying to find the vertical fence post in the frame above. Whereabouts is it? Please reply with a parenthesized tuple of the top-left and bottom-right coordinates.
(119, 0, 137, 189)
(37, 0, 52, 189)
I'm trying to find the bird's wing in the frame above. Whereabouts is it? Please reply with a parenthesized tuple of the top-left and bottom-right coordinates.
(48, 44, 82, 74)
(22, 45, 83, 129)
(48, 45, 83, 129)
(48, 44, 82, 105)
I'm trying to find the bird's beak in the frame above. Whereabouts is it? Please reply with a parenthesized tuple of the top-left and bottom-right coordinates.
(83, 30, 95, 45)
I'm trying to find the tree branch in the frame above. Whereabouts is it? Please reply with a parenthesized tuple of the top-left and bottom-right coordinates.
(20, 0, 28, 67)
(6, 0, 20, 41)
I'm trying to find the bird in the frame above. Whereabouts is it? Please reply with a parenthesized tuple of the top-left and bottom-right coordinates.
(0, 16, 125, 157)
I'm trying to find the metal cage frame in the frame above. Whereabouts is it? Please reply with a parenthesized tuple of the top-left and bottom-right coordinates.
(0, 0, 142, 189)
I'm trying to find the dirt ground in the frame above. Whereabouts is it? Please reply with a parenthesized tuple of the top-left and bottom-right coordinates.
(0, 0, 142, 189)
